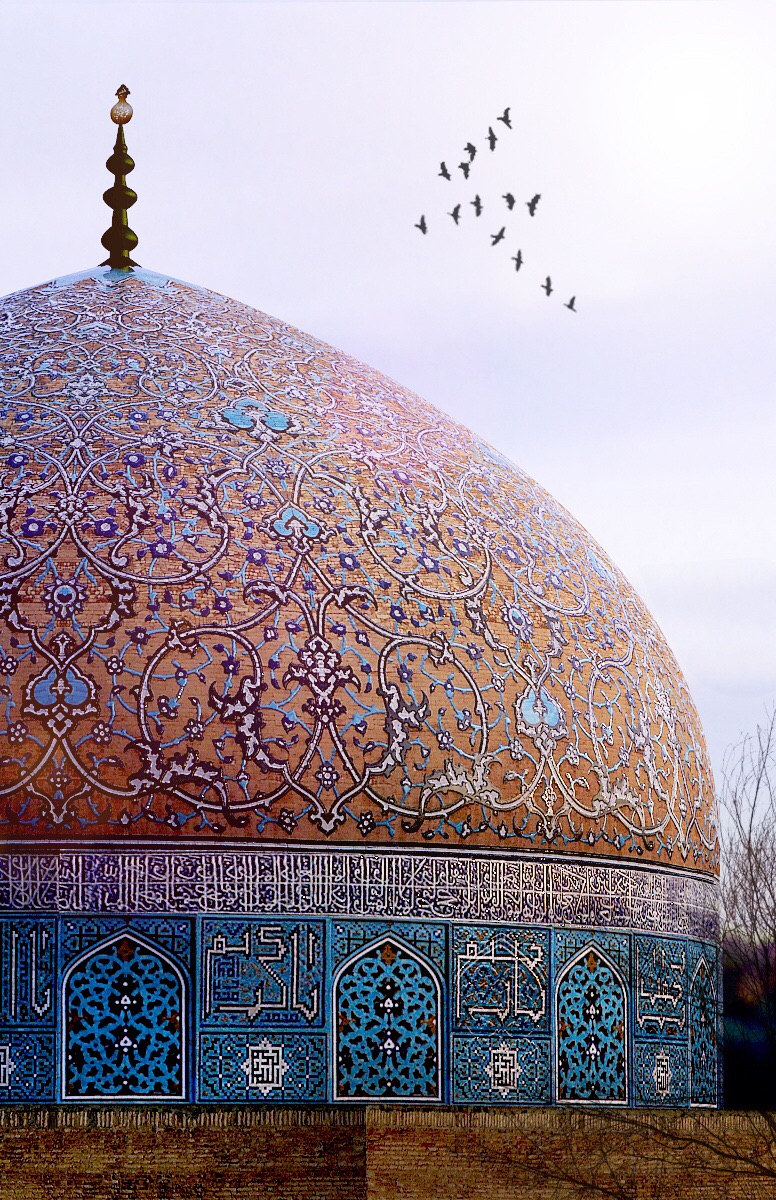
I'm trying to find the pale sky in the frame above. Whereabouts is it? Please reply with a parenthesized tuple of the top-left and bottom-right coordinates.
(0, 0, 774, 782)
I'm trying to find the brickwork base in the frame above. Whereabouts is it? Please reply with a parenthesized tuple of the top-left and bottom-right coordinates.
(1, 1108, 775, 1199)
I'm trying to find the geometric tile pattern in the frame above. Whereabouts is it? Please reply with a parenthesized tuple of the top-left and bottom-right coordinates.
(452, 925, 550, 1034)
(199, 1032, 326, 1102)
(334, 937, 441, 1100)
(63, 935, 185, 1099)
(633, 1041, 689, 1106)
(634, 935, 687, 1037)
(453, 1035, 551, 1103)
(556, 948, 627, 1103)
(0, 1032, 55, 1101)
(0, 909, 720, 1105)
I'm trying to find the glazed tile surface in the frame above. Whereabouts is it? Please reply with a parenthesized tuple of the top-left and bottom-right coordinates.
(0, 268, 716, 868)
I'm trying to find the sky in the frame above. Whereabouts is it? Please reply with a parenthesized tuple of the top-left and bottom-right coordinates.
(0, 0, 773, 784)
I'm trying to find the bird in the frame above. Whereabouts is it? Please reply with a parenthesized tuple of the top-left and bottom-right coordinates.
(449, 204, 461, 225)
(415, 215, 428, 234)
(470, 195, 483, 217)
(502, 192, 516, 210)
(491, 227, 506, 246)
(511, 250, 523, 271)
(526, 194, 541, 216)
(465, 142, 477, 161)
(487, 126, 497, 150)
(497, 107, 512, 129)
(439, 162, 451, 181)
(565, 296, 577, 311)
(458, 160, 471, 180)
(542, 276, 552, 295)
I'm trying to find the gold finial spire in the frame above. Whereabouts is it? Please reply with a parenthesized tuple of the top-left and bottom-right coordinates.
(110, 84, 133, 126)
(101, 86, 139, 271)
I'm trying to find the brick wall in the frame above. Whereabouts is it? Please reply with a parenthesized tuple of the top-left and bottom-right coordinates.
(1, 1108, 776, 1200)
(0, 1109, 365, 1200)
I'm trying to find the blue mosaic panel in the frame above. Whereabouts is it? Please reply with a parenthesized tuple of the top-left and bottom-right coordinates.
(60, 917, 192, 970)
(335, 936, 441, 1100)
(0, 1030, 55, 1101)
(633, 1041, 689, 1107)
(64, 935, 185, 1099)
(198, 1033, 326, 1101)
(687, 939, 719, 981)
(635, 936, 687, 1037)
(557, 948, 627, 1103)
(452, 925, 549, 1034)
(453, 1036, 551, 1103)
(554, 930, 630, 975)
(0, 905, 722, 1109)
(689, 955, 718, 1106)
(0, 918, 55, 1026)
(201, 920, 324, 1029)
(331, 920, 446, 972)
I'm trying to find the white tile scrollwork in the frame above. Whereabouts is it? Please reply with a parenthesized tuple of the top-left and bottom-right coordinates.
(0, 849, 718, 940)
(242, 1039, 289, 1095)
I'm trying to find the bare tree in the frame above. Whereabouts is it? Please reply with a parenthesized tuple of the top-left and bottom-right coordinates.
(721, 708, 776, 1107)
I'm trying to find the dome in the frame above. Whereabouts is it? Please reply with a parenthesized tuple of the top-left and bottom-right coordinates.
(0, 264, 720, 1110)
(0, 267, 716, 868)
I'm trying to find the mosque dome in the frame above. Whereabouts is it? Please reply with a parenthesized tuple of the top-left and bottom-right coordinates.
(0, 94, 720, 1111)
(0, 266, 716, 868)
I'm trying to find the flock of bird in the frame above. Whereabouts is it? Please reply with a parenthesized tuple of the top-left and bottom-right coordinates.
(414, 106, 577, 312)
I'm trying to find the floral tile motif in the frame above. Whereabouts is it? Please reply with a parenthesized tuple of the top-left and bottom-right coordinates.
(0, 267, 716, 866)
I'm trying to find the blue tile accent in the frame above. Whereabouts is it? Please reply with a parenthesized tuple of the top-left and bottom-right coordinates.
(633, 1041, 689, 1106)
(557, 947, 627, 1103)
(554, 930, 631, 975)
(634, 935, 687, 1038)
(63, 934, 186, 1099)
(0, 1029, 55, 1101)
(201, 919, 325, 1029)
(198, 1032, 327, 1101)
(452, 925, 549, 1034)
(0, 918, 56, 1026)
(330, 920, 446, 972)
(453, 1035, 551, 1103)
(61, 917, 192, 970)
(0, 900, 721, 1106)
(334, 935, 442, 1101)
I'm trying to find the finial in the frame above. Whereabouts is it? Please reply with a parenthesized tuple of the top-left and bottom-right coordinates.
(101, 86, 139, 270)
(110, 84, 133, 126)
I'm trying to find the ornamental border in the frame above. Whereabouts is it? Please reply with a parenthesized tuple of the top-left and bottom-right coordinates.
(0, 849, 718, 941)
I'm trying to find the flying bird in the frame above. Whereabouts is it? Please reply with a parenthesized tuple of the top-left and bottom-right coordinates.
(439, 162, 451, 181)
(470, 195, 483, 217)
(511, 250, 523, 271)
(415, 215, 428, 235)
(458, 160, 471, 180)
(491, 227, 506, 246)
(465, 142, 477, 161)
(526, 194, 541, 216)
(502, 192, 516, 210)
(487, 126, 497, 150)
(565, 296, 577, 311)
(449, 204, 461, 225)
(542, 276, 552, 296)
(497, 107, 512, 129)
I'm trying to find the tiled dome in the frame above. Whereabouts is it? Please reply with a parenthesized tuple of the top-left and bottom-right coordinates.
(0, 266, 716, 869)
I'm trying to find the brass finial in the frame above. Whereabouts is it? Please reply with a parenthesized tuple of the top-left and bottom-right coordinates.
(110, 84, 133, 126)
(101, 86, 139, 270)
